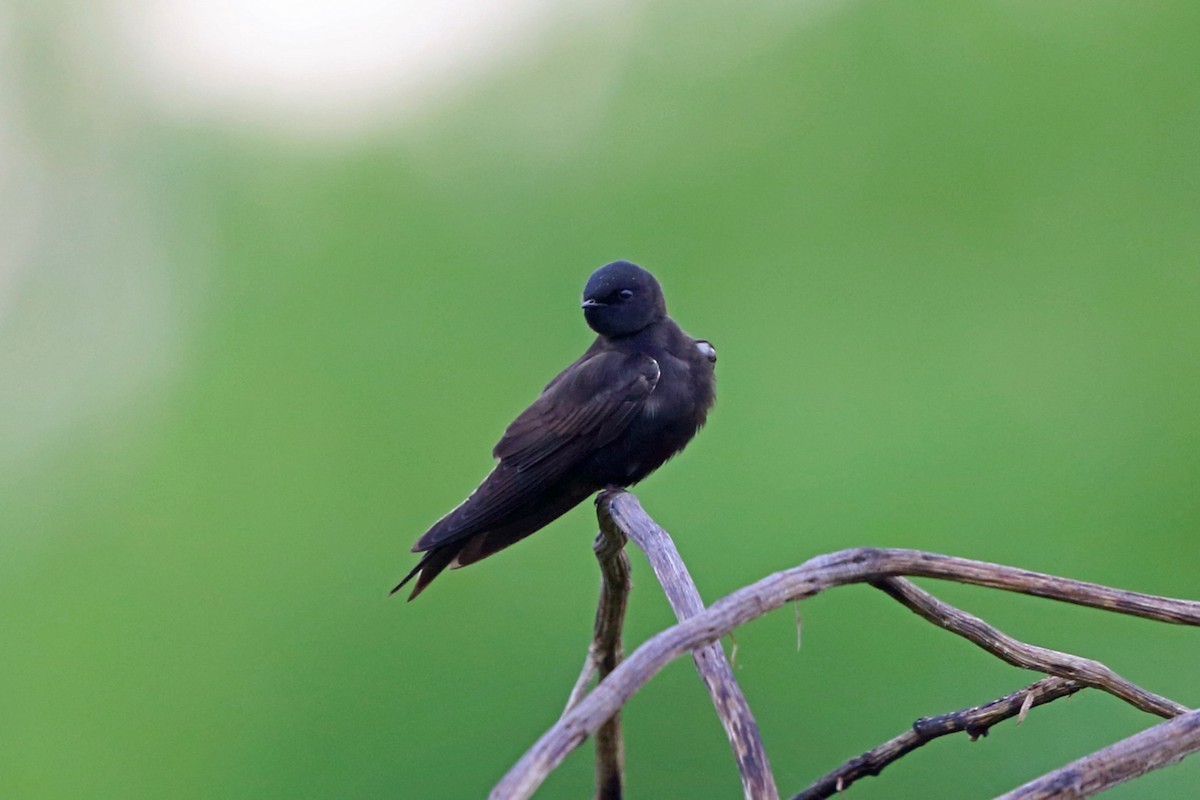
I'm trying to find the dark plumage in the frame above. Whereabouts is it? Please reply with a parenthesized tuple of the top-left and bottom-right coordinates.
(393, 260, 716, 600)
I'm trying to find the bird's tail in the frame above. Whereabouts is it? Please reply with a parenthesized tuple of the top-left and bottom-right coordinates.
(390, 544, 461, 601)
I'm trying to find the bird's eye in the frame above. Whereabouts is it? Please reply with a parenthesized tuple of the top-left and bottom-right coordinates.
(618, 289, 634, 300)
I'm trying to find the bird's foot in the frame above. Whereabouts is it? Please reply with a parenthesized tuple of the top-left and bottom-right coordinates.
(595, 485, 627, 505)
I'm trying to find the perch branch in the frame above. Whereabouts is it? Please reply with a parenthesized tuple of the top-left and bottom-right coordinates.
(873, 577, 1188, 718)
(491, 502, 1200, 800)
(598, 489, 778, 800)
(995, 708, 1200, 799)
(563, 525, 631, 717)
(791, 677, 1085, 800)
(583, 517, 632, 799)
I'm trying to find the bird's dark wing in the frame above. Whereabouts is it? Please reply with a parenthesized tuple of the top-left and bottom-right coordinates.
(495, 350, 660, 469)
(412, 349, 660, 551)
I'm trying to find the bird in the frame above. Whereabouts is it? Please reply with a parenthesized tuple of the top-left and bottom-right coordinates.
(393, 260, 717, 600)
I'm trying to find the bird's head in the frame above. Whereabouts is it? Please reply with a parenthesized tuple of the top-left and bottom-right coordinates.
(580, 260, 666, 337)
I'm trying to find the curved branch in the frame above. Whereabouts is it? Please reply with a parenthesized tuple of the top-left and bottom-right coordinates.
(873, 577, 1188, 718)
(995, 708, 1200, 799)
(492, 536, 1200, 800)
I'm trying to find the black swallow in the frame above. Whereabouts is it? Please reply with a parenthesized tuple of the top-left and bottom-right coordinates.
(393, 260, 716, 600)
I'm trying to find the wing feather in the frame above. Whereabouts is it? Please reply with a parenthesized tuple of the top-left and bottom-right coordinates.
(413, 349, 658, 551)
(494, 350, 658, 470)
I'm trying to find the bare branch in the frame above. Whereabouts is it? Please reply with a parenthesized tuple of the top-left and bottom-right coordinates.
(589, 519, 632, 799)
(791, 677, 1085, 800)
(562, 653, 597, 718)
(873, 577, 1188, 718)
(995, 708, 1200, 799)
(796, 574, 1189, 799)
(490, 501, 1200, 800)
(600, 489, 779, 800)
(875, 554, 1200, 625)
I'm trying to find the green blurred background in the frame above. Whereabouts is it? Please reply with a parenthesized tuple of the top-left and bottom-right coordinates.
(3, 2, 1199, 798)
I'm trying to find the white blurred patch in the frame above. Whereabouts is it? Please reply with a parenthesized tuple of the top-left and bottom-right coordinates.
(0, 169, 177, 471)
(112, 0, 620, 138)
(0, 8, 178, 473)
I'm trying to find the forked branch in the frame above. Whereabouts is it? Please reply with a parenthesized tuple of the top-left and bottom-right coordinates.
(872, 577, 1188, 718)
(489, 491, 1200, 800)
(597, 489, 777, 800)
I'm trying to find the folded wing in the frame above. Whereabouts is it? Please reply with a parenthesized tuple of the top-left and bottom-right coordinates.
(412, 349, 660, 553)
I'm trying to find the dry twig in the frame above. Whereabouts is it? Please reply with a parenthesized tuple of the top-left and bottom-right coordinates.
(791, 677, 1085, 799)
(583, 516, 632, 799)
(873, 577, 1188, 718)
(598, 489, 778, 800)
(996, 708, 1200, 799)
(489, 492, 1200, 800)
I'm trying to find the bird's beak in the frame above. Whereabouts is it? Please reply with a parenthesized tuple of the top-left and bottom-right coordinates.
(581, 298, 606, 309)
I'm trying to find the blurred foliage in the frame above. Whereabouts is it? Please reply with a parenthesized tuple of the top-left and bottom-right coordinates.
(3, 2, 1199, 798)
